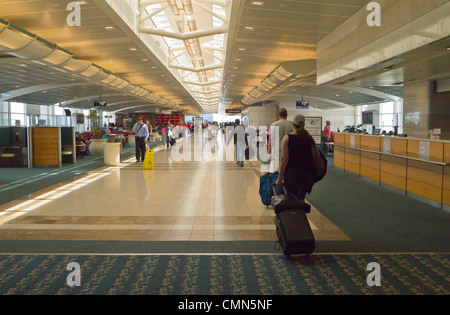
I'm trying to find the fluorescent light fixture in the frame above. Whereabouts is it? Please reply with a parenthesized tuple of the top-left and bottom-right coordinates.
(261, 79, 277, 89)
(182, 0, 194, 17)
(168, 0, 180, 15)
(274, 66, 293, 78)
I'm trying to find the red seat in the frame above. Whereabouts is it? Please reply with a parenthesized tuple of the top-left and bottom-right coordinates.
(76, 141, 86, 158)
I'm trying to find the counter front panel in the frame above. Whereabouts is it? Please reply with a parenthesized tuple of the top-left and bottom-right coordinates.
(333, 134, 449, 208)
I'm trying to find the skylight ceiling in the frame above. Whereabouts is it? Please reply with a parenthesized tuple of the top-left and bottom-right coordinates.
(139, 0, 230, 114)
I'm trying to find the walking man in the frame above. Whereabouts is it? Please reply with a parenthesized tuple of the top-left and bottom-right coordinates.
(268, 108, 292, 167)
(132, 117, 149, 162)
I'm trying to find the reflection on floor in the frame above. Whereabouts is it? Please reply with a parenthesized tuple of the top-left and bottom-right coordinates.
(0, 135, 349, 243)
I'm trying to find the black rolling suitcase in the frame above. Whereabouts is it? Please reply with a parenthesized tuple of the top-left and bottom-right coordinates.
(274, 210, 315, 257)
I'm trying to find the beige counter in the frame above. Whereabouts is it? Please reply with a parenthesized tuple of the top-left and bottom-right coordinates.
(334, 133, 449, 209)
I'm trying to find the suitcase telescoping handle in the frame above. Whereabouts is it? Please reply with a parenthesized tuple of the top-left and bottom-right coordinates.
(271, 183, 287, 195)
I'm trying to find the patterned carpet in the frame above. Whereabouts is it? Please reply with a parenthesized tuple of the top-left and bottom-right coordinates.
(0, 254, 448, 295)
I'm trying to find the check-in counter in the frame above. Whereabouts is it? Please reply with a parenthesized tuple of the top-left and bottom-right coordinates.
(380, 155, 407, 191)
(334, 133, 450, 210)
(360, 151, 380, 182)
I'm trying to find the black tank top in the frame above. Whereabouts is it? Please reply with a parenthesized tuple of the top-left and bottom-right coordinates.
(286, 133, 314, 176)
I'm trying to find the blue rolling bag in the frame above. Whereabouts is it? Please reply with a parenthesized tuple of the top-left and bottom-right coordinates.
(259, 172, 284, 207)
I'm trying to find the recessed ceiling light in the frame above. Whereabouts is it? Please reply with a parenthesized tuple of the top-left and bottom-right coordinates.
(105, 26, 115, 31)
(252, 1, 264, 6)
(244, 26, 254, 31)
(129, 48, 137, 51)
(235, 59, 242, 61)
(238, 48, 246, 51)
(142, 59, 148, 61)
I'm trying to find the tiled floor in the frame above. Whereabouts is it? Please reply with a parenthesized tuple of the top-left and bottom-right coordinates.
(0, 135, 349, 242)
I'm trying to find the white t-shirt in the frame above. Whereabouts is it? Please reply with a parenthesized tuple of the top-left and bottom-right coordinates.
(270, 119, 293, 155)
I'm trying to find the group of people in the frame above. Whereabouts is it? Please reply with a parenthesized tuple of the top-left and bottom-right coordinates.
(132, 118, 194, 163)
(130, 111, 327, 203)
(222, 108, 325, 202)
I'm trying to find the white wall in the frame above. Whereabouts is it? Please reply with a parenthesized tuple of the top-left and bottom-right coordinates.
(273, 96, 355, 132)
(285, 107, 355, 133)
(246, 105, 278, 128)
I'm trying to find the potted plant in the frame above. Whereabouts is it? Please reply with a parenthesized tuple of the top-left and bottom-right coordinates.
(343, 124, 363, 134)
(125, 117, 138, 147)
(125, 117, 138, 130)
(87, 110, 107, 156)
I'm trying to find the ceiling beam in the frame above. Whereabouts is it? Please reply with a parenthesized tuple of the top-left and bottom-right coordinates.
(0, 82, 96, 102)
(139, 24, 228, 41)
(290, 82, 402, 102)
(60, 93, 128, 108)
(110, 105, 154, 113)
(275, 93, 349, 109)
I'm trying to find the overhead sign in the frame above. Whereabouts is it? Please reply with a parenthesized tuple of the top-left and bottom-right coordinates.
(225, 109, 241, 114)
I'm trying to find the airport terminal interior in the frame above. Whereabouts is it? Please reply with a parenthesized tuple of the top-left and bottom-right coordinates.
(0, 0, 449, 296)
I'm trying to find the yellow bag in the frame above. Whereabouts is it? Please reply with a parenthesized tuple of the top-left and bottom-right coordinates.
(143, 149, 154, 170)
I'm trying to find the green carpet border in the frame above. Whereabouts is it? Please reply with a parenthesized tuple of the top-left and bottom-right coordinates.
(0, 253, 448, 295)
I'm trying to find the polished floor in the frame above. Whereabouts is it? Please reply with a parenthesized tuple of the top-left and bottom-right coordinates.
(0, 135, 348, 243)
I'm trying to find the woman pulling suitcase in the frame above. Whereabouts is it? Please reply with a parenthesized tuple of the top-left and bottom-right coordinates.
(275, 114, 322, 200)
(273, 114, 325, 257)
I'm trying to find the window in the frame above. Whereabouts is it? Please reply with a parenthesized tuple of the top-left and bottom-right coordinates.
(0, 102, 8, 126)
(10, 102, 25, 114)
(10, 102, 26, 126)
(10, 113, 25, 126)
(355, 101, 403, 134)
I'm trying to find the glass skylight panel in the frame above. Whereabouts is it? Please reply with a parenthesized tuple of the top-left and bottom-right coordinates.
(139, 0, 230, 113)
(212, 5, 226, 21)
(211, 34, 224, 48)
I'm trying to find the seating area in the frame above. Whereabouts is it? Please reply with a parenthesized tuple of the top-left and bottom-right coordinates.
(82, 130, 131, 144)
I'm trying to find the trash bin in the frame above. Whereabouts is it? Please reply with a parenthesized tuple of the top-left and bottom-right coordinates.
(104, 143, 121, 166)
